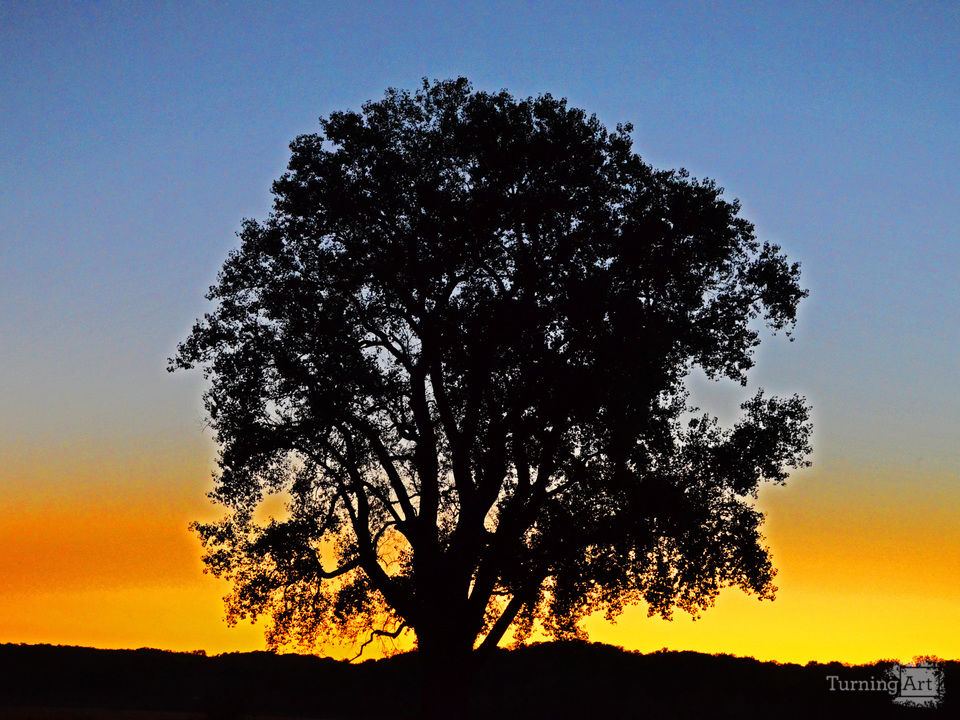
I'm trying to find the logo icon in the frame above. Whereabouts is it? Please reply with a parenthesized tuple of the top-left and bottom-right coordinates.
(889, 661, 945, 709)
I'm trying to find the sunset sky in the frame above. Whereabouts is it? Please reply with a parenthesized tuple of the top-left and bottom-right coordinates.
(2, 2, 958, 664)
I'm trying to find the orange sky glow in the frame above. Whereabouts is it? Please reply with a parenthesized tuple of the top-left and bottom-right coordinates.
(3, 437, 957, 664)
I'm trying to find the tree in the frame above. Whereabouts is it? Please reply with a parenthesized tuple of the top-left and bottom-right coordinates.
(170, 77, 812, 718)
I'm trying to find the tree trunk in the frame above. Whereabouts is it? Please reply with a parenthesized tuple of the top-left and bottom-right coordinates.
(417, 625, 476, 720)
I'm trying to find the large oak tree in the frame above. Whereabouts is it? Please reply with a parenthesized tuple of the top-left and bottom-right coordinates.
(171, 78, 811, 718)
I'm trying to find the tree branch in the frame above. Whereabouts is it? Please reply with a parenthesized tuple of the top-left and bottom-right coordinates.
(322, 434, 414, 621)
(408, 363, 440, 539)
(476, 577, 543, 657)
(317, 556, 361, 579)
(345, 416, 418, 526)
(349, 621, 409, 662)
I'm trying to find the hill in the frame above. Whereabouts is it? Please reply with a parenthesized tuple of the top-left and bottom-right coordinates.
(0, 641, 953, 718)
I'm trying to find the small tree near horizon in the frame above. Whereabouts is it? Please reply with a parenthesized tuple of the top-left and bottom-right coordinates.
(170, 78, 812, 718)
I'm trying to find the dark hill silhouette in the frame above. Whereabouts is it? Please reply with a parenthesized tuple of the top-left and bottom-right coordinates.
(0, 641, 953, 719)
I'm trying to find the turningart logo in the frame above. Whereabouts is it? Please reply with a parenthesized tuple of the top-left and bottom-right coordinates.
(826, 660, 945, 709)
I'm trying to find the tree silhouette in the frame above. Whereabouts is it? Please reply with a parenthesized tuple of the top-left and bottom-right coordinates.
(170, 77, 812, 718)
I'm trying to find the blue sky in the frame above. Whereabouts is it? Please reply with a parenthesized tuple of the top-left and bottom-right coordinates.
(3, 1, 957, 472)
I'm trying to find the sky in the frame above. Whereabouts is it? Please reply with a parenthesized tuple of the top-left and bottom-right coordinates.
(1, 1, 958, 664)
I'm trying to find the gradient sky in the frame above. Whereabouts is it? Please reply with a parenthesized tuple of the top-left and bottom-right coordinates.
(2, 1, 958, 663)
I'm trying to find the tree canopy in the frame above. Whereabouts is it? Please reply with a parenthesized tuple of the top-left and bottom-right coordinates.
(171, 77, 811, 714)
